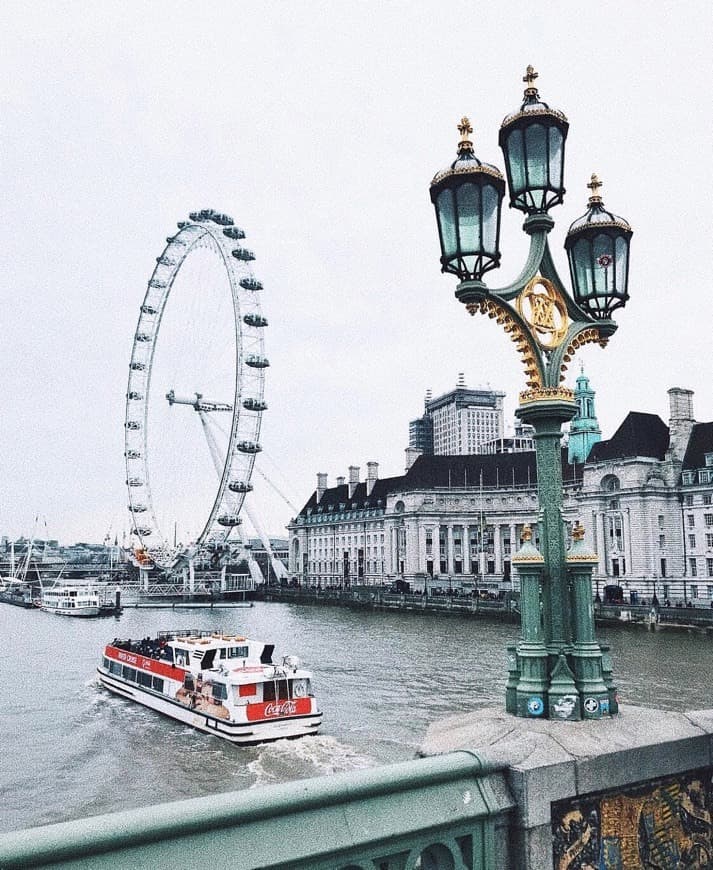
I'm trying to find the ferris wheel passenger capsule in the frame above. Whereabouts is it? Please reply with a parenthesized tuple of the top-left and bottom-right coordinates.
(228, 481, 254, 493)
(242, 398, 267, 411)
(134, 527, 153, 536)
(243, 313, 268, 327)
(141, 304, 157, 314)
(232, 247, 255, 261)
(236, 440, 262, 453)
(239, 277, 263, 291)
(217, 514, 243, 527)
(130, 362, 146, 371)
(223, 227, 245, 240)
(210, 212, 234, 226)
(125, 421, 141, 430)
(135, 333, 152, 343)
(129, 504, 147, 513)
(245, 354, 269, 368)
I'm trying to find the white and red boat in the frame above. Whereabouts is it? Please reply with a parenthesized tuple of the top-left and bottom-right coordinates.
(97, 629, 322, 745)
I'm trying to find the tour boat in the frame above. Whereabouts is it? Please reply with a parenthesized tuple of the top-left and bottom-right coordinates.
(40, 584, 101, 617)
(97, 629, 322, 744)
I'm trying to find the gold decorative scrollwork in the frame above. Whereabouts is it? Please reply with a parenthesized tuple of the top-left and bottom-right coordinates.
(559, 328, 609, 382)
(519, 386, 575, 404)
(516, 276, 569, 350)
(466, 298, 542, 389)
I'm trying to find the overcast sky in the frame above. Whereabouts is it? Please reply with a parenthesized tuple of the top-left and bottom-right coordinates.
(1, 1, 710, 546)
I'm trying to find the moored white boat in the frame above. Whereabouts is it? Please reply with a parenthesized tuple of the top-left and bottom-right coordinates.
(40, 585, 101, 617)
(97, 629, 322, 745)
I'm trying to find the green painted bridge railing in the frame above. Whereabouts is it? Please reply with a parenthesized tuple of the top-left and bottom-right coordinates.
(0, 751, 514, 870)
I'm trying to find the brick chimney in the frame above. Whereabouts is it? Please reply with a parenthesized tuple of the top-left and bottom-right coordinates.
(667, 388, 695, 462)
(405, 447, 421, 471)
(336, 476, 345, 487)
(348, 466, 360, 499)
(366, 461, 379, 496)
(316, 472, 328, 502)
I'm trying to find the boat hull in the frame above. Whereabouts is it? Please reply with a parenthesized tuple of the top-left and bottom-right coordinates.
(41, 605, 101, 617)
(97, 668, 322, 745)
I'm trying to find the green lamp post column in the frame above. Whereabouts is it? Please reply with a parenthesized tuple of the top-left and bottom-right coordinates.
(511, 525, 548, 717)
(429, 66, 634, 720)
(567, 521, 611, 718)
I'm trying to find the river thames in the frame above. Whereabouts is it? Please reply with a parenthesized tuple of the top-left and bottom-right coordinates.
(2, 601, 713, 833)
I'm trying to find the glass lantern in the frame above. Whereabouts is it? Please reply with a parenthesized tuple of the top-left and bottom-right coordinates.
(565, 174, 632, 319)
(430, 118, 505, 283)
(498, 66, 569, 215)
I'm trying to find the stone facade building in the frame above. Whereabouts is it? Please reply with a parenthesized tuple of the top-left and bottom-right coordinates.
(289, 386, 713, 603)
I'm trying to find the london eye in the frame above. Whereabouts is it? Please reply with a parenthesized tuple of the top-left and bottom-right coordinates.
(124, 210, 268, 569)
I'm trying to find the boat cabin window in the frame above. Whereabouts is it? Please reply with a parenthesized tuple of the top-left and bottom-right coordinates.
(201, 649, 217, 670)
(219, 645, 249, 659)
(174, 648, 190, 666)
(263, 679, 289, 702)
(212, 683, 228, 701)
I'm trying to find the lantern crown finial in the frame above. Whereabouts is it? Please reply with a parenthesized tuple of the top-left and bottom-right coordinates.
(587, 173, 604, 205)
(457, 117, 474, 155)
(523, 65, 539, 98)
(572, 521, 585, 542)
(521, 524, 533, 543)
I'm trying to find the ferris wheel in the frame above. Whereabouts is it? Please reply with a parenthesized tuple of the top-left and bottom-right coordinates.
(124, 209, 268, 568)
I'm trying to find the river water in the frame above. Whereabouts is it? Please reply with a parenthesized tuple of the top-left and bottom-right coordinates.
(2, 601, 713, 832)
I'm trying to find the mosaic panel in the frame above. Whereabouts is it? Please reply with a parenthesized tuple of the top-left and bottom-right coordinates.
(552, 768, 713, 869)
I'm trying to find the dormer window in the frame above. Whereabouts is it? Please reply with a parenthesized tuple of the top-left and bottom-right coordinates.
(705, 453, 713, 468)
(682, 472, 694, 485)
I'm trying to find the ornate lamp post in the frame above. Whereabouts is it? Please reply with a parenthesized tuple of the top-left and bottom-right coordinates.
(430, 67, 633, 720)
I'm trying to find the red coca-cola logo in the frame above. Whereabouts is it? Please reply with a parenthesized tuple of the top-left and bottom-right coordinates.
(246, 697, 311, 721)
(264, 700, 297, 717)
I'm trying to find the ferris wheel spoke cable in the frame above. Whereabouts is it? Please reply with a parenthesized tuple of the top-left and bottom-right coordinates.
(206, 416, 298, 514)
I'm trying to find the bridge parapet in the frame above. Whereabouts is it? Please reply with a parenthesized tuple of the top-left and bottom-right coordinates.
(0, 751, 514, 869)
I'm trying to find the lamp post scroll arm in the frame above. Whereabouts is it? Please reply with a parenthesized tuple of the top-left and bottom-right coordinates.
(546, 321, 616, 390)
(466, 294, 547, 389)
(486, 229, 550, 302)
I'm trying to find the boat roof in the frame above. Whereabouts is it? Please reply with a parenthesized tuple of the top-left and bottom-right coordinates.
(158, 629, 255, 648)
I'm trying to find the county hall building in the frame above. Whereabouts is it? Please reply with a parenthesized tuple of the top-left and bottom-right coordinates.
(288, 378, 713, 604)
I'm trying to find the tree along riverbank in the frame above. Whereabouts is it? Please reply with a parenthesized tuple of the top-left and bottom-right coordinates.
(256, 586, 713, 632)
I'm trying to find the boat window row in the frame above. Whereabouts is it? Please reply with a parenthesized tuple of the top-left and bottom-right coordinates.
(221, 646, 249, 659)
(103, 658, 164, 693)
(263, 678, 310, 701)
(184, 674, 228, 702)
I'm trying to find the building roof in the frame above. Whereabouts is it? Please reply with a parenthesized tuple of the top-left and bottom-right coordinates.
(682, 422, 713, 470)
(298, 450, 584, 517)
(301, 476, 405, 515)
(400, 451, 582, 490)
(426, 387, 504, 413)
(587, 412, 669, 462)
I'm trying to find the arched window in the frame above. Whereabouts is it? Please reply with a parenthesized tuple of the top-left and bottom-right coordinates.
(601, 474, 620, 493)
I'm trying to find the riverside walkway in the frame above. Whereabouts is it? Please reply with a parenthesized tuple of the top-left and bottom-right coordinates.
(257, 585, 713, 632)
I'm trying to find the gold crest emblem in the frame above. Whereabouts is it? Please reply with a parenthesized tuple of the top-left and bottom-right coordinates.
(516, 276, 569, 349)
